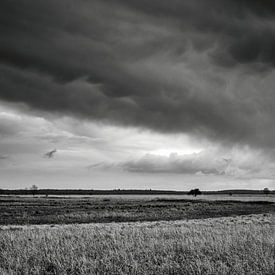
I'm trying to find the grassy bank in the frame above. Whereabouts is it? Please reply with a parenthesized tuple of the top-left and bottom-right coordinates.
(0, 196, 274, 225)
(0, 214, 273, 275)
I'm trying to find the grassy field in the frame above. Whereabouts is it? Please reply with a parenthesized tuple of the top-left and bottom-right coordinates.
(1, 196, 274, 274)
(0, 214, 273, 275)
(0, 196, 274, 225)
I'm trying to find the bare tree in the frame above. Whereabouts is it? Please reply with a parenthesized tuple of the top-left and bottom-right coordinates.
(30, 185, 38, 197)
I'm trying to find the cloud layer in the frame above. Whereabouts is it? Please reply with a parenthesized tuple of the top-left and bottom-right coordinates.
(120, 147, 275, 180)
(0, 101, 274, 189)
(0, 0, 275, 150)
(0, 0, 275, 189)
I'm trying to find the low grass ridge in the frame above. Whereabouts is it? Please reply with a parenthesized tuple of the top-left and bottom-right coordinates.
(0, 214, 273, 275)
(0, 196, 274, 225)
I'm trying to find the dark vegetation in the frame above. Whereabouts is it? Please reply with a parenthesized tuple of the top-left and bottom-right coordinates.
(263, 187, 271, 196)
(0, 196, 274, 225)
(0, 188, 274, 196)
(0, 189, 188, 196)
(188, 188, 202, 196)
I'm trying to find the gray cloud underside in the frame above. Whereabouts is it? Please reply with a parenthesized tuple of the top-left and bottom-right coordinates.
(120, 150, 275, 179)
(0, 0, 275, 148)
(121, 153, 223, 175)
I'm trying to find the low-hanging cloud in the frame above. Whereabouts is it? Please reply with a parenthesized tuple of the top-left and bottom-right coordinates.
(0, 0, 275, 150)
(120, 147, 275, 179)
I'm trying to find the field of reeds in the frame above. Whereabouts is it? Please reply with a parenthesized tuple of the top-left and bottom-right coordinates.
(0, 213, 273, 275)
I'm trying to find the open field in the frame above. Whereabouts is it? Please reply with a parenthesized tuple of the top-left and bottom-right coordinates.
(0, 214, 273, 275)
(4, 194, 275, 202)
(1, 196, 274, 274)
(0, 196, 274, 225)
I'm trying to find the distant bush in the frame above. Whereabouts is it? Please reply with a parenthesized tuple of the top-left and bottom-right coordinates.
(188, 188, 202, 197)
(263, 188, 270, 196)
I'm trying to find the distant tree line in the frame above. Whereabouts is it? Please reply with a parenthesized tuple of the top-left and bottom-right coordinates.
(0, 189, 188, 196)
(0, 188, 273, 196)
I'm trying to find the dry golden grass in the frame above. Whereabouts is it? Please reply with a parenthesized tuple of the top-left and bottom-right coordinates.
(0, 214, 273, 275)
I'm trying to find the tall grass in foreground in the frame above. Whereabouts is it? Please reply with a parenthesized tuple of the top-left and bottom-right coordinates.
(0, 214, 273, 275)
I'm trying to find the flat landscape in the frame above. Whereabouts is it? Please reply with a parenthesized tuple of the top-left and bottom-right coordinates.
(2, 0, 275, 274)
(0, 195, 274, 274)
(0, 214, 273, 275)
(0, 195, 274, 225)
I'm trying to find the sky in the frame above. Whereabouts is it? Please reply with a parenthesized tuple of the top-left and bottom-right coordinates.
(0, 0, 275, 190)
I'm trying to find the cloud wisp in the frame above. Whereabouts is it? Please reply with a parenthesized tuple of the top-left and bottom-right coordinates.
(44, 149, 57, 159)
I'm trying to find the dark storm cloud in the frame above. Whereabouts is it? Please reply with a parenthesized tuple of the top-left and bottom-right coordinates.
(118, 0, 275, 67)
(0, 0, 275, 148)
